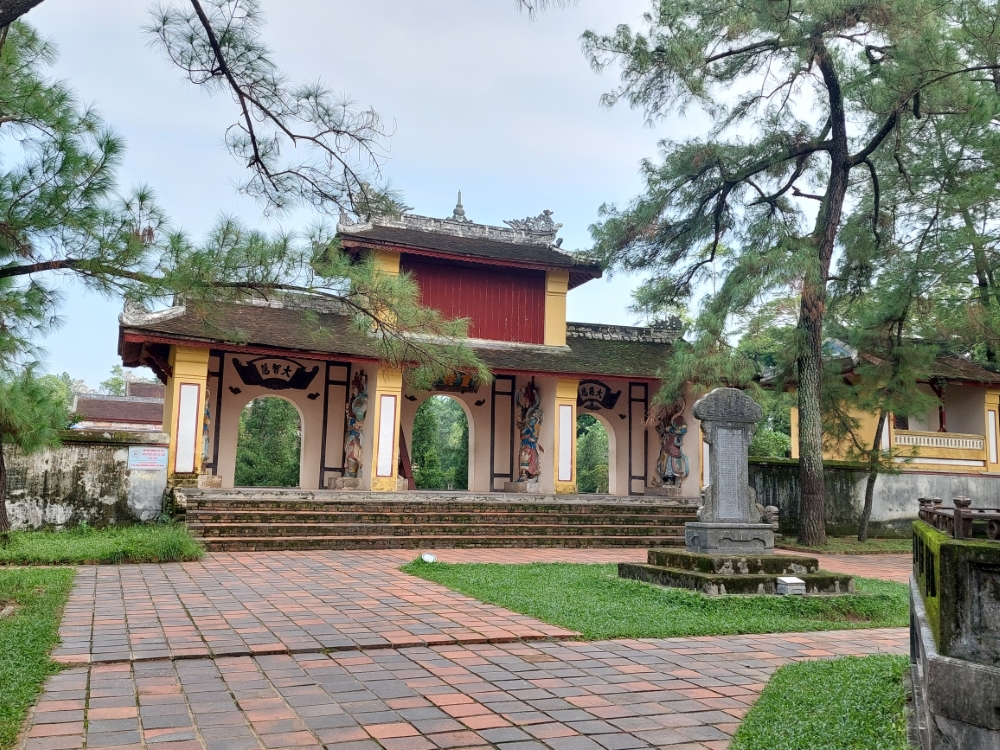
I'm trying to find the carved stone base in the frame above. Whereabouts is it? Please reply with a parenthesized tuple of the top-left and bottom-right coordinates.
(397, 478, 409, 492)
(503, 480, 540, 494)
(331, 477, 361, 490)
(646, 485, 683, 498)
(685, 522, 775, 555)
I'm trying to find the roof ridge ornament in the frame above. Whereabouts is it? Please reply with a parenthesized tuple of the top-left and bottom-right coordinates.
(504, 210, 563, 235)
(448, 191, 472, 223)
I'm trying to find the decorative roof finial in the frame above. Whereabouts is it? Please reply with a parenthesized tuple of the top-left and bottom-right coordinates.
(449, 191, 471, 223)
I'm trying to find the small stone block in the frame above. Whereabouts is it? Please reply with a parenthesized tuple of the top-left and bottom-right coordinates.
(776, 577, 806, 596)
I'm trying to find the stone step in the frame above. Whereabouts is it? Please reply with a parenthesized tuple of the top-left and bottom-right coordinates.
(185, 499, 697, 515)
(185, 510, 698, 526)
(198, 535, 688, 551)
(189, 522, 687, 538)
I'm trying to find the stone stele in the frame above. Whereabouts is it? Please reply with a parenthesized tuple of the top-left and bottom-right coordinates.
(685, 387, 775, 554)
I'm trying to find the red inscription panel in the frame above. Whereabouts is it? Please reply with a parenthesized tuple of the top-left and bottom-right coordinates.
(402, 256, 545, 344)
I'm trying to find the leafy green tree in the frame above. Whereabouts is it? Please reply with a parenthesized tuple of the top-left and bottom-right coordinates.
(414, 445, 448, 490)
(99, 366, 128, 397)
(38, 372, 73, 407)
(583, 1, 1000, 544)
(576, 415, 609, 494)
(748, 429, 791, 459)
(234, 397, 301, 487)
(0, 366, 71, 535)
(99, 365, 157, 396)
(411, 396, 469, 490)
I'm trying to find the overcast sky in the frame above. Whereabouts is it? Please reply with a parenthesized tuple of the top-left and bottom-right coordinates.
(26, 0, 709, 385)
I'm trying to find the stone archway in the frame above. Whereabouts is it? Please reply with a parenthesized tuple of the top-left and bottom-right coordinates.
(577, 412, 618, 495)
(233, 396, 303, 488)
(410, 395, 473, 490)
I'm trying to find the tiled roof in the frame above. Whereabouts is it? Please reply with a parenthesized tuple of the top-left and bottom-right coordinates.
(127, 382, 165, 398)
(339, 226, 602, 290)
(120, 301, 675, 380)
(74, 395, 163, 425)
(928, 355, 1000, 385)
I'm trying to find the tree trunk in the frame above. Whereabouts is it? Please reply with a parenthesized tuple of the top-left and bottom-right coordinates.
(962, 208, 998, 363)
(0, 433, 9, 537)
(0, 0, 46, 30)
(796, 294, 828, 546)
(858, 410, 888, 543)
(795, 43, 851, 547)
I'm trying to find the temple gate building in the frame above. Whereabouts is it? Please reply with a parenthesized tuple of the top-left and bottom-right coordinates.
(118, 200, 704, 509)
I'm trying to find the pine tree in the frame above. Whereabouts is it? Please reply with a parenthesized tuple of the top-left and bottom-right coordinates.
(583, 1, 1000, 544)
(0, 16, 489, 389)
(0, 366, 71, 536)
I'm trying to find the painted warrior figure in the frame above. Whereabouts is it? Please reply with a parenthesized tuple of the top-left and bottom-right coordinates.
(343, 371, 368, 478)
(515, 379, 543, 480)
(654, 407, 689, 488)
(202, 386, 212, 465)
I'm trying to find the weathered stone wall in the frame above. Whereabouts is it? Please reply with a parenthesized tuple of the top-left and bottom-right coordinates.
(747, 458, 997, 537)
(750, 458, 1000, 536)
(5, 430, 169, 530)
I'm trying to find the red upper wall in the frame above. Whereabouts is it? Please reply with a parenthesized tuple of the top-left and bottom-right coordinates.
(401, 255, 545, 344)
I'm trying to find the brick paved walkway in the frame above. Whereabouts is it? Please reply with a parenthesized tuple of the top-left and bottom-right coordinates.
(54, 553, 578, 665)
(26, 629, 906, 750)
(28, 548, 912, 750)
(52, 549, 911, 665)
(776, 551, 911, 584)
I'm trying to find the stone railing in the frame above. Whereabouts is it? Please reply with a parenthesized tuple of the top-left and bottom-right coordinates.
(895, 430, 985, 451)
(917, 496, 1000, 540)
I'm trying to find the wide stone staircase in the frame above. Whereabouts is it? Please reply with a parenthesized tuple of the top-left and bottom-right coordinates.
(181, 489, 699, 551)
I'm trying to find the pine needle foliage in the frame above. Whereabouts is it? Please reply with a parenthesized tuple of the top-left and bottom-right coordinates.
(583, 1, 1000, 544)
(0, 14, 488, 391)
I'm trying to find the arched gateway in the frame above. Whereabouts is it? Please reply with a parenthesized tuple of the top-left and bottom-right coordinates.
(118, 198, 703, 545)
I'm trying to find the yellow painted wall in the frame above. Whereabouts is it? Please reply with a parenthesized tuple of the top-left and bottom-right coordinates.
(553, 378, 579, 494)
(164, 345, 210, 478)
(372, 248, 401, 275)
(369, 366, 403, 492)
(988, 391, 1000, 473)
(544, 270, 569, 347)
(792, 399, 992, 473)
(790, 406, 799, 459)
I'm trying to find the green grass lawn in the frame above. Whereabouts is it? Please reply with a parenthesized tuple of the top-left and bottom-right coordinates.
(0, 523, 204, 565)
(731, 655, 910, 750)
(401, 561, 909, 639)
(0, 567, 75, 750)
(777, 537, 912, 555)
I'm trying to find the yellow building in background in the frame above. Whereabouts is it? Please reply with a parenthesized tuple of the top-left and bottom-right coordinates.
(791, 355, 1000, 476)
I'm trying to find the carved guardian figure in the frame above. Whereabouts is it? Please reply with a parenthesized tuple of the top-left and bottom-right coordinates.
(515, 379, 543, 480)
(343, 370, 368, 478)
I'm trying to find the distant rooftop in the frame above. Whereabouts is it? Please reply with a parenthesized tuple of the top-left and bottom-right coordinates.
(73, 392, 163, 430)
